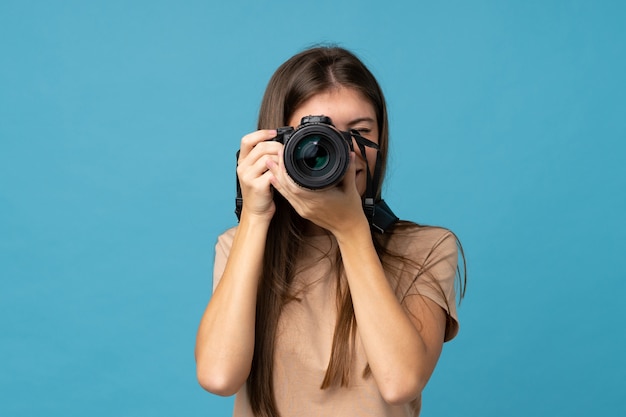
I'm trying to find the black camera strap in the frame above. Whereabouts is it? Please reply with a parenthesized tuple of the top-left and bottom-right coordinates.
(235, 150, 243, 220)
(349, 131, 398, 233)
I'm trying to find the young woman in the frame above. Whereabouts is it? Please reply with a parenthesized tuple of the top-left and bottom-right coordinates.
(195, 46, 466, 417)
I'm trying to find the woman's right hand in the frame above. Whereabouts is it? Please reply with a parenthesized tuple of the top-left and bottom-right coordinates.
(236, 129, 282, 221)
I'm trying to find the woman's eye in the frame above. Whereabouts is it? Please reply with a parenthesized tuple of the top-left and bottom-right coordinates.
(355, 128, 371, 134)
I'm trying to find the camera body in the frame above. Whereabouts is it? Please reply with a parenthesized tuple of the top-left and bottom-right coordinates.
(271, 115, 353, 190)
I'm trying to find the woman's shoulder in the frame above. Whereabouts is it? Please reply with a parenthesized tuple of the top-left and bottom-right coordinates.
(386, 221, 458, 256)
(391, 221, 455, 238)
(215, 226, 238, 253)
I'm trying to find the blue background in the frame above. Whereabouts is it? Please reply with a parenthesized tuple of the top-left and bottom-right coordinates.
(1, 0, 624, 415)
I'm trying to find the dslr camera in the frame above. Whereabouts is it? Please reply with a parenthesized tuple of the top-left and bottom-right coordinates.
(235, 115, 400, 232)
(271, 115, 353, 190)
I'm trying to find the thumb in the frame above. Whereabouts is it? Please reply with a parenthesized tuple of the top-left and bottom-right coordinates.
(341, 152, 357, 190)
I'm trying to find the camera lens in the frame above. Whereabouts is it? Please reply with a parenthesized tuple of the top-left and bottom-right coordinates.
(283, 121, 350, 190)
(294, 136, 330, 172)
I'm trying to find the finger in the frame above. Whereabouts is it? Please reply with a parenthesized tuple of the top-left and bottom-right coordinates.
(239, 154, 279, 189)
(268, 147, 300, 199)
(237, 140, 282, 180)
(267, 147, 285, 191)
(244, 140, 282, 165)
(243, 154, 270, 178)
(339, 152, 358, 190)
(348, 151, 357, 175)
(238, 129, 277, 161)
(240, 163, 276, 202)
(274, 147, 299, 193)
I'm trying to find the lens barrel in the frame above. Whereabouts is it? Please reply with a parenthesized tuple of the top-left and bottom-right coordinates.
(283, 119, 350, 190)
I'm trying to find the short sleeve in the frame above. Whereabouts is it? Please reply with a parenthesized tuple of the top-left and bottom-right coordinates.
(414, 230, 459, 341)
(388, 226, 460, 341)
(212, 227, 237, 292)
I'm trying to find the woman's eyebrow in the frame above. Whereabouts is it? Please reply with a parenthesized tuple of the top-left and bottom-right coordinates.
(347, 117, 376, 126)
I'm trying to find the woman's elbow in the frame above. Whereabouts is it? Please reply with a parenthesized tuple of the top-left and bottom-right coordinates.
(196, 363, 245, 397)
(379, 375, 424, 406)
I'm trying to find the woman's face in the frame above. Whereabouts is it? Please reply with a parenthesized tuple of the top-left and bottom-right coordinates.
(288, 87, 379, 196)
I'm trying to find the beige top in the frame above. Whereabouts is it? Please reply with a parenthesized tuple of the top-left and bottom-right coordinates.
(213, 225, 459, 417)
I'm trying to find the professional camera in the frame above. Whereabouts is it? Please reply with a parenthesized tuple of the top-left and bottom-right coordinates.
(272, 115, 353, 190)
(234, 114, 399, 233)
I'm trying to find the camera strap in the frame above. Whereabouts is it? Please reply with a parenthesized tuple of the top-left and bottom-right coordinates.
(235, 150, 243, 220)
(349, 131, 399, 233)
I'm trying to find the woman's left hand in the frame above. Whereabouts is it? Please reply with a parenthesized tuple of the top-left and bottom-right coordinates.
(266, 149, 366, 235)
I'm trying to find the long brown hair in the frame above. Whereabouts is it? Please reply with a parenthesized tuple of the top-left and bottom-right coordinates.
(247, 46, 465, 417)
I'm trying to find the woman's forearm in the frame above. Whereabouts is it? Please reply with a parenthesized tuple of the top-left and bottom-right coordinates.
(195, 213, 270, 396)
(334, 219, 446, 405)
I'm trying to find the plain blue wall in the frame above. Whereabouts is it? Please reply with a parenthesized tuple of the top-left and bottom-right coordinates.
(1, 0, 624, 415)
